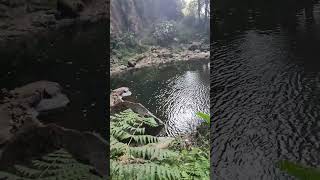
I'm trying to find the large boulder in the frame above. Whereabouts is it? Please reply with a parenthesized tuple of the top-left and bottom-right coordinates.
(0, 81, 70, 145)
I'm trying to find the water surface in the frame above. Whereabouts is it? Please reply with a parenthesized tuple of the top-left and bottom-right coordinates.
(212, 1, 320, 179)
(111, 60, 210, 136)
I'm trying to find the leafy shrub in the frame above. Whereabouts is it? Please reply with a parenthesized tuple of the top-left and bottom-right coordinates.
(0, 149, 104, 179)
(111, 32, 136, 50)
(174, 20, 197, 43)
(168, 136, 209, 179)
(152, 21, 177, 46)
(174, 148, 210, 179)
(140, 35, 157, 46)
(111, 32, 147, 65)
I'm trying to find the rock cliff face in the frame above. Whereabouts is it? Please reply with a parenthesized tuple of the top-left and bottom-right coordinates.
(110, 0, 182, 35)
(0, 0, 106, 47)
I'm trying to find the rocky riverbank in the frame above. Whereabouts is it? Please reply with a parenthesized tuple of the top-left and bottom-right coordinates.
(110, 42, 210, 75)
(0, 0, 106, 49)
(0, 81, 108, 176)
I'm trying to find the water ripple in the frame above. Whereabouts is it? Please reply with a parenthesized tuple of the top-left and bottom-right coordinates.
(212, 27, 320, 179)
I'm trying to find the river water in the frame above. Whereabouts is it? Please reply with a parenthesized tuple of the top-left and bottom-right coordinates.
(212, 1, 320, 179)
(0, 23, 107, 137)
(111, 60, 210, 137)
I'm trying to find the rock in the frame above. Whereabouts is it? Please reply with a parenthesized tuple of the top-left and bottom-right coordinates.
(151, 47, 157, 52)
(35, 94, 69, 113)
(0, 0, 106, 47)
(162, 52, 173, 58)
(0, 81, 70, 145)
(110, 87, 132, 107)
(156, 49, 173, 58)
(200, 43, 210, 52)
(135, 54, 146, 62)
(0, 82, 109, 176)
(119, 65, 127, 70)
(127, 60, 136, 67)
(188, 42, 202, 51)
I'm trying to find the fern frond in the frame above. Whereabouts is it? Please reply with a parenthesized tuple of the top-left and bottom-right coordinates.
(0, 171, 28, 180)
(111, 109, 185, 179)
(0, 149, 105, 180)
(132, 135, 159, 144)
(128, 146, 177, 160)
(111, 160, 182, 180)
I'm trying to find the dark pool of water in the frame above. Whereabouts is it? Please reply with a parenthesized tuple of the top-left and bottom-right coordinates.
(212, 0, 320, 179)
(111, 60, 210, 137)
(0, 23, 107, 138)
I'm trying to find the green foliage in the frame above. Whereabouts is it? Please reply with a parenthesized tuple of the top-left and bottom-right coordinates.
(0, 149, 104, 180)
(152, 21, 177, 46)
(174, 148, 210, 179)
(111, 160, 181, 180)
(111, 32, 136, 49)
(279, 160, 320, 180)
(168, 138, 209, 179)
(111, 32, 147, 65)
(111, 109, 182, 179)
(196, 112, 210, 125)
(111, 109, 210, 180)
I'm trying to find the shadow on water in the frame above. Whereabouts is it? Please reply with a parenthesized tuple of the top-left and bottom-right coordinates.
(212, 0, 320, 179)
(0, 23, 107, 138)
(111, 60, 210, 137)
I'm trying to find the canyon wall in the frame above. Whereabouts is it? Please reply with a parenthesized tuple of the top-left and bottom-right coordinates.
(110, 0, 183, 35)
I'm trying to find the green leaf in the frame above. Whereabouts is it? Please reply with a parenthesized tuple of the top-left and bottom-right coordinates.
(279, 160, 320, 180)
(196, 112, 210, 125)
(0, 149, 104, 179)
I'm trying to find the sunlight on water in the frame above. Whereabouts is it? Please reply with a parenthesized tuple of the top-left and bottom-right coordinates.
(111, 60, 210, 136)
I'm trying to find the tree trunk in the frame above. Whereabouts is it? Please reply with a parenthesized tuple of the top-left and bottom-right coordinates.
(204, 0, 208, 27)
(197, 0, 201, 25)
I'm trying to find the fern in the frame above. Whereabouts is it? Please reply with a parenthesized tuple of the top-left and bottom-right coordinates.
(0, 149, 104, 180)
(111, 109, 183, 180)
(111, 109, 210, 179)
(111, 160, 182, 180)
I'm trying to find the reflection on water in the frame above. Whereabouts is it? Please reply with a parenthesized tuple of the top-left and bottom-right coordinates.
(111, 60, 210, 136)
(212, 0, 320, 179)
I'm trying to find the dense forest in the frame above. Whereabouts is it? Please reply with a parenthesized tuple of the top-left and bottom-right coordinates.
(110, 0, 210, 74)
